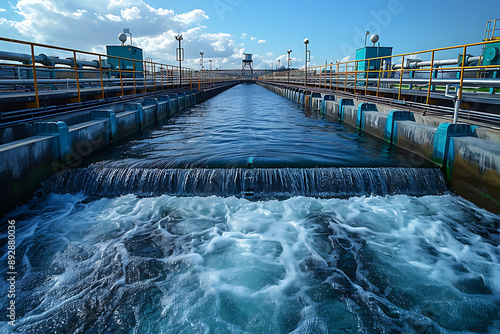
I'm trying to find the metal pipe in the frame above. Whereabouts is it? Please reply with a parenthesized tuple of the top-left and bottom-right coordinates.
(0, 50, 38, 63)
(392, 55, 482, 70)
(445, 84, 462, 124)
(453, 93, 461, 124)
(315, 77, 500, 87)
(0, 50, 111, 68)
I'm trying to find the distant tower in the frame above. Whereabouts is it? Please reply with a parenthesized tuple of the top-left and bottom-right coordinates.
(241, 53, 253, 78)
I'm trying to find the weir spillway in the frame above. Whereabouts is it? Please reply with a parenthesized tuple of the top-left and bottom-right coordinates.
(52, 167, 447, 199)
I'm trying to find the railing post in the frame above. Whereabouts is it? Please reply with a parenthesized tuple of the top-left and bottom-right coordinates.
(330, 65, 333, 91)
(73, 51, 81, 103)
(398, 55, 405, 100)
(354, 61, 358, 93)
(324, 66, 327, 88)
(458, 46, 467, 101)
(365, 59, 370, 96)
(133, 60, 137, 95)
(344, 63, 347, 92)
(160, 65, 164, 89)
(98, 55, 105, 99)
(321, 66, 323, 88)
(166, 65, 169, 89)
(143, 60, 148, 93)
(118, 57, 124, 97)
(153, 63, 157, 92)
(426, 50, 435, 105)
(336, 63, 339, 91)
(376, 57, 384, 97)
(30, 44, 40, 108)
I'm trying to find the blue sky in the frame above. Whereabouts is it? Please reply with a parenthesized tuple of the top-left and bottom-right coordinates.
(0, 0, 497, 69)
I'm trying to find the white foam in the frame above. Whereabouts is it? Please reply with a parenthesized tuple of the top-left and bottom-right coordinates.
(2, 193, 499, 333)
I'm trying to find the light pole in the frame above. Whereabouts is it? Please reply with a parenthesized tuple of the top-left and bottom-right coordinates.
(287, 50, 292, 83)
(364, 31, 370, 47)
(209, 59, 212, 88)
(175, 34, 184, 86)
(304, 38, 310, 86)
(200, 52, 204, 89)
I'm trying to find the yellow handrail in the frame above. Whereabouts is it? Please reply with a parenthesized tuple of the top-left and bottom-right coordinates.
(261, 38, 500, 105)
(0, 36, 236, 109)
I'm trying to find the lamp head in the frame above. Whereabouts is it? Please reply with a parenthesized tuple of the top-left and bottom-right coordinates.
(118, 33, 127, 44)
(303, 38, 309, 45)
(370, 34, 380, 44)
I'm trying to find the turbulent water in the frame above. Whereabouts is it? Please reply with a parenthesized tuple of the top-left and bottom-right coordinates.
(1, 84, 500, 333)
(1, 194, 500, 333)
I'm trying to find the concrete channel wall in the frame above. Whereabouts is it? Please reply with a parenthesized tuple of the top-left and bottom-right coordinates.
(258, 82, 500, 214)
(0, 83, 238, 217)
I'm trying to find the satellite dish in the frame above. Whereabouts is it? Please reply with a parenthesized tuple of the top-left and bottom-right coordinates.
(370, 34, 380, 45)
(118, 33, 127, 45)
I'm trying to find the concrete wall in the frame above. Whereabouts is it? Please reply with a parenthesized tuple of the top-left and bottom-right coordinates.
(1, 83, 238, 217)
(363, 111, 387, 138)
(394, 121, 436, 161)
(450, 137, 500, 213)
(342, 106, 358, 127)
(258, 81, 500, 213)
(0, 136, 56, 211)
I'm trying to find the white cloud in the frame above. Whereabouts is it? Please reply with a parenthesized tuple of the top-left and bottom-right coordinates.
(0, 8, 7, 12)
(258, 39, 265, 44)
(251, 37, 256, 41)
(145, 4, 174, 16)
(105, 13, 122, 21)
(121, 6, 141, 21)
(175, 9, 208, 24)
(201, 32, 233, 53)
(241, 33, 247, 39)
(1, 0, 246, 67)
(107, 0, 141, 10)
(230, 47, 245, 59)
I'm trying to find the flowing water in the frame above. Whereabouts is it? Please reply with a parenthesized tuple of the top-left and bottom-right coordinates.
(1, 84, 499, 334)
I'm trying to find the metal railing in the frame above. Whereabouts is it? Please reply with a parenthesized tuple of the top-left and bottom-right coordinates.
(0, 37, 237, 110)
(260, 39, 500, 105)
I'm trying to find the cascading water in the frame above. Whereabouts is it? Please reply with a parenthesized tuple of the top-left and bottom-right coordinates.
(52, 167, 448, 198)
(1, 84, 499, 334)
